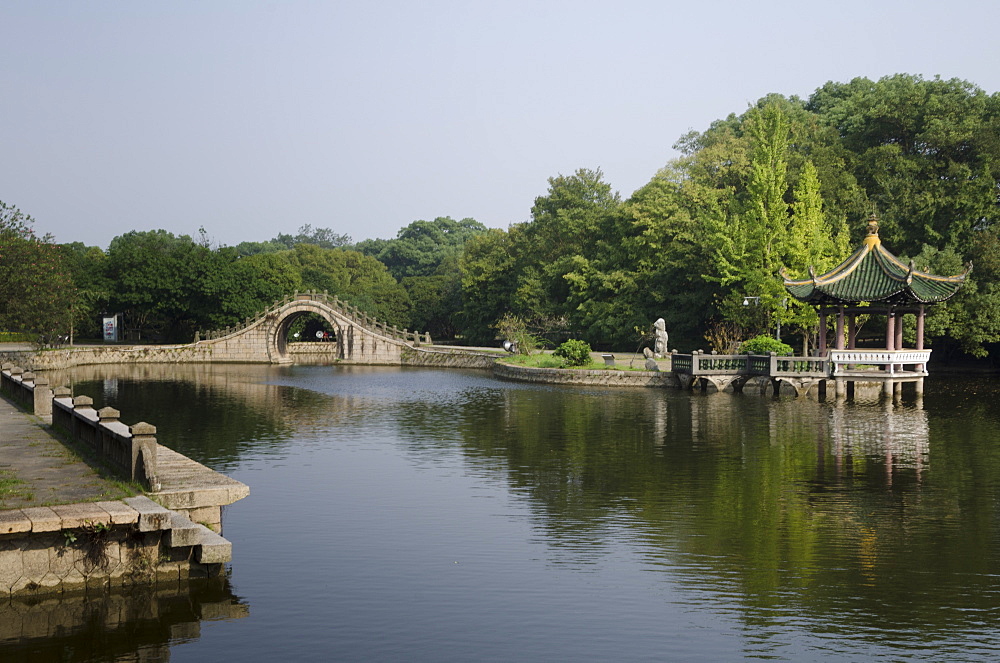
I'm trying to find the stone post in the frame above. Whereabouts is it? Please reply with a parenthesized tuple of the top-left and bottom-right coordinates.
(32, 375, 52, 417)
(71, 395, 95, 449)
(129, 422, 159, 490)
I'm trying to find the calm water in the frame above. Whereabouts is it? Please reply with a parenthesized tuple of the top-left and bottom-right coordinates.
(6, 364, 1000, 661)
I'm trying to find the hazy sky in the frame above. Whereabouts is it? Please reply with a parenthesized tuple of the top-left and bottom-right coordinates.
(4, 1, 999, 249)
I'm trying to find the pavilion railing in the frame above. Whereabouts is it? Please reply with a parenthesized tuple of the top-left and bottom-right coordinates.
(829, 350, 931, 376)
(672, 350, 927, 380)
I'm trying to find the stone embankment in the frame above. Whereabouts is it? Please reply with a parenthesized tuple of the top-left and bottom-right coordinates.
(493, 361, 680, 388)
(0, 364, 249, 599)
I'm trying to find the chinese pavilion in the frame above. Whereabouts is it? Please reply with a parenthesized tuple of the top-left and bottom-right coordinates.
(782, 216, 970, 397)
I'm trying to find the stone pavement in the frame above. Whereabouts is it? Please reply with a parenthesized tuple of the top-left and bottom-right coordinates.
(0, 395, 133, 510)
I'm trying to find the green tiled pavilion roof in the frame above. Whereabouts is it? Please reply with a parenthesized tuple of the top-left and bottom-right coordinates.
(783, 220, 970, 306)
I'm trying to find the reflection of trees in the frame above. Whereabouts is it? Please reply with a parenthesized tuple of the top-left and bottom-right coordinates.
(41, 364, 336, 470)
(430, 385, 1000, 634)
(0, 578, 246, 661)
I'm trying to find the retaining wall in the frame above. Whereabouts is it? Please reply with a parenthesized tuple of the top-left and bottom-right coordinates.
(0, 496, 231, 599)
(493, 362, 681, 388)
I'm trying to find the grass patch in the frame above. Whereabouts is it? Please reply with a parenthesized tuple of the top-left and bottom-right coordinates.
(499, 353, 653, 371)
(0, 470, 34, 507)
(0, 331, 34, 343)
(44, 426, 144, 500)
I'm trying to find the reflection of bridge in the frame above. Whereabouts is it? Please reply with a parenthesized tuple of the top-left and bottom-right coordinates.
(672, 349, 930, 398)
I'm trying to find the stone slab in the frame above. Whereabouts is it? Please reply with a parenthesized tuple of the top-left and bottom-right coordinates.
(21, 507, 61, 533)
(51, 503, 110, 529)
(0, 510, 31, 535)
(93, 501, 140, 526)
(193, 525, 232, 564)
(166, 513, 202, 548)
(122, 496, 170, 532)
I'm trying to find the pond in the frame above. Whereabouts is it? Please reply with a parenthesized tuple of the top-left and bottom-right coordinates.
(6, 364, 1000, 661)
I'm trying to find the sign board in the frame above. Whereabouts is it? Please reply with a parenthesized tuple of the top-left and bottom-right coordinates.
(103, 316, 119, 343)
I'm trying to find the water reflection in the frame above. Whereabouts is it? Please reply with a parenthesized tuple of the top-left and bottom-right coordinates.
(38, 364, 1000, 660)
(0, 578, 246, 662)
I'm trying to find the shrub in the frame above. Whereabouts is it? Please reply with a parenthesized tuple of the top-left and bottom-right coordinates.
(738, 335, 794, 356)
(492, 313, 547, 355)
(553, 339, 593, 366)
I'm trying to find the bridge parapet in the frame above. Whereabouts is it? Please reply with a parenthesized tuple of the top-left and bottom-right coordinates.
(198, 291, 432, 347)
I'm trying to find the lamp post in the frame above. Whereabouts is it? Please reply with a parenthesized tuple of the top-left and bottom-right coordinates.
(776, 298, 788, 341)
(743, 296, 787, 341)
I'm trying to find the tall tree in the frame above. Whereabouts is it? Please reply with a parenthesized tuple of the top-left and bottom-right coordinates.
(0, 201, 75, 344)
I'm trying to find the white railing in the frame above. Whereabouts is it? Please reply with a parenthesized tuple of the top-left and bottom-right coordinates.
(829, 350, 931, 376)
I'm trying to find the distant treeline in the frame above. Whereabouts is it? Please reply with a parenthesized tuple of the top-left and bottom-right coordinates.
(3, 74, 1000, 357)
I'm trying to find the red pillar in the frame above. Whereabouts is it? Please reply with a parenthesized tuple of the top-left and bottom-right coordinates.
(848, 314, 857, 350)
(916, 305, 925, 350)
(836, 307, 845, 350)
(886, 310, 895, 351)
(818, 310, 827, 353)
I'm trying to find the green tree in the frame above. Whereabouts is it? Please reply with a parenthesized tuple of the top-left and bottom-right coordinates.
(0, 201, 75, 344)
(357, 217, 486, 280)
(104, 230, 209, 340)
(459, 228, 520, 345)
(286, 244, 411, 327)
(807, 74, 1000, 355)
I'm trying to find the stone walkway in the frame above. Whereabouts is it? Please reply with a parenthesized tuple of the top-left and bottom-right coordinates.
(0, 395, 132, 510)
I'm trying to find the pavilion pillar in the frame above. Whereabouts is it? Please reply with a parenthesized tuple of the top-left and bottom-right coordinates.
(835, 307, 845, 350)
(916, 304, 926, 373)
(895, 314, 904, 351)
(848, 315, 857, 350)
(818, 310, 827, 354)
(916, 305, 925, 351)
(885, 310, 895, 351)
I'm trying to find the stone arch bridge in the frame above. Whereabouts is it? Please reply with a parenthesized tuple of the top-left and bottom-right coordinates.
(13, 293, 496, 370)
(197, 292, 434, 364)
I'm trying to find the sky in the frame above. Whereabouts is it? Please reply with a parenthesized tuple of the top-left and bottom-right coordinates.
(3, 0, 1000, 250)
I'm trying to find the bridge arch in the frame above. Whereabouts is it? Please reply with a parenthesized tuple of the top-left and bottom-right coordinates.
(269, 302, 344, 362)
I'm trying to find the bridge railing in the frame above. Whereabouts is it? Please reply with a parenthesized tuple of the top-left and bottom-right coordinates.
(197, 291, 433, 346)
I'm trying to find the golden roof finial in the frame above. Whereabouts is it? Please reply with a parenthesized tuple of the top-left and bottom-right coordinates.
(863, 214, 880, 248)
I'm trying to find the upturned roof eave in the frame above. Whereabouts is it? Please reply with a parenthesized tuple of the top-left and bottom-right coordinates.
(783, 226, 969, 306)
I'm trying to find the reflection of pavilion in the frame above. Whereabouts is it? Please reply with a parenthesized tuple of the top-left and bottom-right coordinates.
(783, 216, 969, 400)
(827, 404, 930, 483)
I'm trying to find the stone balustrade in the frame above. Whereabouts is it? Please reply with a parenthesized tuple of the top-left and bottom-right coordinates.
(0, 364, 53, 416)
(3, 364, 159, 491)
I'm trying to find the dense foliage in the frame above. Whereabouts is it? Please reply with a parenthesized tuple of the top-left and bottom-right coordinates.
(461, 75, 1000, 357)
(0, 201, 75, 344)
(6, 74, 999, 359)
